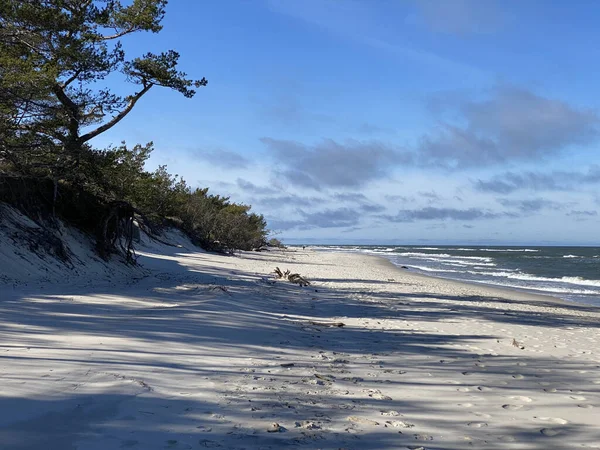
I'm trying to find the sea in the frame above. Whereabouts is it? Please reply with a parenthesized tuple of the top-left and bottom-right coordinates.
(309, 245, 600, 306)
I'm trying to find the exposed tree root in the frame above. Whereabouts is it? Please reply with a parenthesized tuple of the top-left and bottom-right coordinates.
(96, 201, 137, 264)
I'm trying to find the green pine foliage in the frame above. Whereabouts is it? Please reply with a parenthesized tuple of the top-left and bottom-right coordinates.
(0, 0, 269, 254)
(91, 142, 268, 252)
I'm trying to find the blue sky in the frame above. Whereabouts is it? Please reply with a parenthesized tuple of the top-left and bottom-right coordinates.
(94, 0, 600, 245)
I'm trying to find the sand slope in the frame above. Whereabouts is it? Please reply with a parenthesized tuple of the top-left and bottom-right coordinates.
(1, 244, 599, 449)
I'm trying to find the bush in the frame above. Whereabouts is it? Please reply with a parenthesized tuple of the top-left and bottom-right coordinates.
(267, 238, 285, 248)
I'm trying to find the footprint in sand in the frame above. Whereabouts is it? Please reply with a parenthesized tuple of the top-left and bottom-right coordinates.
(578, 404, 594, 409)
(540, 428, 563, 437)
(387, 420, 415, 428)
(369, 392, 393, 401)
(458, 403, 474, 408)
(347, 416, 379, 426)
(535, 417, 569, 425)
(509, 396, 533, 403)
(344, 377, 364, 384)
(502, 404, 524, 411)
(413, 434, 434, 441)
(569, 395, 587, 401)
(468, 422, 488, 428)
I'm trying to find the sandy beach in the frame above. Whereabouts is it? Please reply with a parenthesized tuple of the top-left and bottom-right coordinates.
(1, 243, 600, 449)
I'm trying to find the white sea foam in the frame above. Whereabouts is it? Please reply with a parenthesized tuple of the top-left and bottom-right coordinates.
(462, 279, 598, 295)
(473, 265, 517, 271)
(563, 254, 580, 258)
(464, 270, 600, 288)
(409, 265, 460, 273)
(478, 248, 539, 252)
(431, 259, 497, 267)
(398, 252, 493, 262)
(559, 276, 600, 287)
(449, 248, 539, 252)
(399, 252, 453, 258)
(467, 270, 519, 277)
(513, 274, 600, 287)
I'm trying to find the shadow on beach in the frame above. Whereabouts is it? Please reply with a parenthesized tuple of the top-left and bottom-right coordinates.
(1, 249, 599, 449)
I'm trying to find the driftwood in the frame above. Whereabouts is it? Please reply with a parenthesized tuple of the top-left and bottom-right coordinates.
(314, 373, 335, 382)
(512, 338, 525, 349)
(288, 273, 310, 286)
(209, 285, 231, 295)
(273, 267, 311, 286)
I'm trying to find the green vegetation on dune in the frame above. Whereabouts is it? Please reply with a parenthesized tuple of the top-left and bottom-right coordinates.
(0, 0, 269, 258)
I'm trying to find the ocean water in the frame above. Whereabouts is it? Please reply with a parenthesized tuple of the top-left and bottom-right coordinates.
(310, 245, 600, 306)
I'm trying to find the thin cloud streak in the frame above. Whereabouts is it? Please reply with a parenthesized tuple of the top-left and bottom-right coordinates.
(266, 0, 485, 79)
(193, 149, 251, 169)
(475, 165, 600, 193)
(414, 0, 506, 35)
(380, 207, 515, 222)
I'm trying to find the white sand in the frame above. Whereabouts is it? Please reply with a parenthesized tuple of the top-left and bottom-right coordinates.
(1, 243, 600, 449)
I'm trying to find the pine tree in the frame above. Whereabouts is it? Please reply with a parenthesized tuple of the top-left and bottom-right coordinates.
(0, 0, 206, 178)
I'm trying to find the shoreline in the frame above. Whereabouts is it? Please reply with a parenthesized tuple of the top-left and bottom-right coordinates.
(298, 249, 599, 317)
(308, 246, 598, 308)
(364, 251, 571, 307)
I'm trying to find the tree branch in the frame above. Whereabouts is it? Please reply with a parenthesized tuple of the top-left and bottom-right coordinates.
(101, 26, 136, 40)
(59, 69, 84, 89)
(79, 84, 153, 143)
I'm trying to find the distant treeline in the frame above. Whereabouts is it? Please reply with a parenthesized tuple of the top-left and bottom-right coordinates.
(0, 0, 269, 258)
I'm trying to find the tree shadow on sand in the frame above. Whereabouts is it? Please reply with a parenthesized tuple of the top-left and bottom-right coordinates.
(1, 249, 600, 449)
